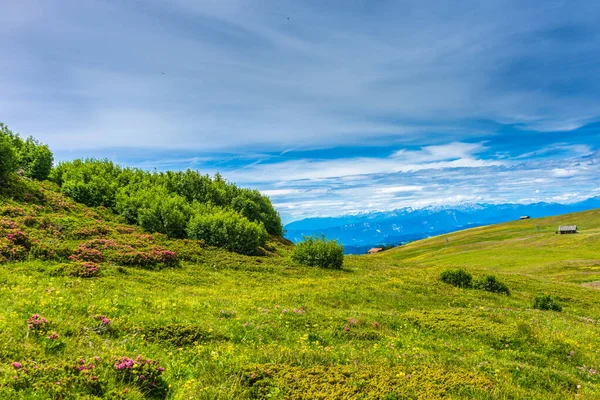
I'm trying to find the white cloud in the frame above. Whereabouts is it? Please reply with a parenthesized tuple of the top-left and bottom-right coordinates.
(376, 186, 423, 194)
(551, 192, 582, 202)
(260, 189, 303, 197)
(552, 168, 579, 177)
(517, 144, 593, 159)
(393, 142, 486, 162)
(226, 142, 503, 182)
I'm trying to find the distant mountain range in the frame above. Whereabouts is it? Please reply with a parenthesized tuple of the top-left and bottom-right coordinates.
(284, 197, 600, 254)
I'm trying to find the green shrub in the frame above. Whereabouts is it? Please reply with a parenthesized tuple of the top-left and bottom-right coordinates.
(8, 358, 104, 397)
(0, 134, 17, 182)
(111, 248, 179, 269)
(440, 268, 472, 288)
(473, 275, 510, 295)
(51, 160, 283, 236)
(52, 159, 123, 208)
(18, 138, 54, 180)
(291, 235, 344, 269)
(533, 294, 562, 312)
(231, 189, 283, 236)
(242, 363, 493, 400)
(53, 262, 101, 278)
(116, 187, 191, 238)
(0, 123, 54, 181)
(187, 208, 268, 255)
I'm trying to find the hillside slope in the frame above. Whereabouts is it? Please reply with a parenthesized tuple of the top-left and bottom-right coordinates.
(1, 186, 600, 399)
(373, 208, 600, 283)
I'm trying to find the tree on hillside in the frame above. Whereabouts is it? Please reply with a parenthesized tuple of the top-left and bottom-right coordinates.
(51, 159, 284, 240)
(18, 137, 54, 180)
(0, 133, 17, 182)
(0, 123, 54, 181)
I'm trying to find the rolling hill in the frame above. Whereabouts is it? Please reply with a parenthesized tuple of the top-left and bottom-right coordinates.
(1, 180, 600, 399)
(372, 208, 600, 283)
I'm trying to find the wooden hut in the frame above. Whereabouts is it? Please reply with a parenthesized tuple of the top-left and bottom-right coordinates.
(558, 225, 577, 234)
(367, 247, 383, 254)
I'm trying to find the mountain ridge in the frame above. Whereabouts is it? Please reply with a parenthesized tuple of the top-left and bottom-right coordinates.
(285, 197, 600, 253)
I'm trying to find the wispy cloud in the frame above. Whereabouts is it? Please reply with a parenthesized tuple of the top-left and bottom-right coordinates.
(227, 142, 504, 182)
(376, 186, 424, 194)
(516, 144, 593, 159)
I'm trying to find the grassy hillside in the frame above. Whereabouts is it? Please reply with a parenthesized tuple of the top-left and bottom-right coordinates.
(374, 209, 600, 282)
(2, 181, 600, 399)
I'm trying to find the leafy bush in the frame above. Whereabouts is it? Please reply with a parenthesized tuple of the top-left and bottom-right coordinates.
(0, 123, 54, 181)
(68, 261, 101, 278)
(231, 189, 283, 236)
(71, 224, 110, 239)
(112, 356, 167, 395)
(51, 159, 123, 208)
(116, 187, 191, 238)
(440, 268, 473, 288)
(533, 294, 562, 312)
(52, 160, 283, 236)
(187, 209, 268, 255)
(0, 179, 216, 270)
(112, 249, 179, 269)
(0, 133, 17, 182)
(9, 358, 103, 397)
(11, 355, 167, 396)
(69, 245, 104, 262)
(18, 137, 54, 180)
(473, 275, 510, 295)
(291, 235, 344, 269)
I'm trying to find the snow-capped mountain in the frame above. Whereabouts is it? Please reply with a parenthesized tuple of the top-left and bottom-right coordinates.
(284, 198, 600, 254)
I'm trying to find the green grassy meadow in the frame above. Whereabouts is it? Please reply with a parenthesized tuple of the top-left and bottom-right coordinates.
(2, 182, 600, 398)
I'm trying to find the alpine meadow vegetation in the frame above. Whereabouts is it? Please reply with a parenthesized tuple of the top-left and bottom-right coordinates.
(48, 158, 281, 255)
(2, 123, 600, 398)
(291, 234, 344, 269)
(533, 294, 563, 312)
(440, 268, 473, 288)
(0, 123, 53, 182)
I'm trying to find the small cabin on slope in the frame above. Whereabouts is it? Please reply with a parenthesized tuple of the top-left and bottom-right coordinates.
(558, 225, 577, 234)
(520, 216, 530, 220)
(367, 247, 383, 254)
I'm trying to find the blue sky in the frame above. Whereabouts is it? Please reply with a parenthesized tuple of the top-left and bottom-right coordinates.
(2, 0, 600, 223)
